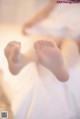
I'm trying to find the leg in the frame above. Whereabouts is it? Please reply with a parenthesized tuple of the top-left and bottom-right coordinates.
(34, 40, 69, 82)
(4, 41, 37, 75)
(60, 38, 79, 67)
(23, 0, 56, 35)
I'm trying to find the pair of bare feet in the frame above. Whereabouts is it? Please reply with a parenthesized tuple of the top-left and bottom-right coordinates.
(4, 40, 69, 82)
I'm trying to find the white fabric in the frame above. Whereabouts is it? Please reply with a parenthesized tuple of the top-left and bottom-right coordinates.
(14, 63, 80, 119)
(26, 3, 80, 39)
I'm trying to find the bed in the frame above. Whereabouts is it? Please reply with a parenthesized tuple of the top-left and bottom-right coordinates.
(0, 23, 80, 119)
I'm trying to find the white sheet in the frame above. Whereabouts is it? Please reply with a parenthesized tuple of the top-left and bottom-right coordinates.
(26, 3, 80, 39)
(0, 23, 80, 119)
(14, 59, 80, 119)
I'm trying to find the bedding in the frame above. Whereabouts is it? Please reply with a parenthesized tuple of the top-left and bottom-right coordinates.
(26, 3, 80, 39)
(0, 24, 80, 119)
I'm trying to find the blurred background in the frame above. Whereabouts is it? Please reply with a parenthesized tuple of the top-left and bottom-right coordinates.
(0, 0, 49, 25)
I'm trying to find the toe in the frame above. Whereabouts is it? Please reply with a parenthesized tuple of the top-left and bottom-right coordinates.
(47, 41, 56, 47)
(10, 41, 20, 44)
(34, 40, 57, 50)
(39, 40, 45, 47)
(39, 40, 57, 48)
(8, 41, 21, 47)
(43, 41, 51, 47)
(34, 40, 48, 49)
(34, 41, 42, 50)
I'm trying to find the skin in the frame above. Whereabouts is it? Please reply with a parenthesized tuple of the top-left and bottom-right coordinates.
(34, 40, 69, 82)
(4, 36, 80, 82)
(23, 0, 56, 35)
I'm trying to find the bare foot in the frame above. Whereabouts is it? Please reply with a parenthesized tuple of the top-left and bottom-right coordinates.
(4, 41, 26, 75)
(34, 40, 69, 82)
